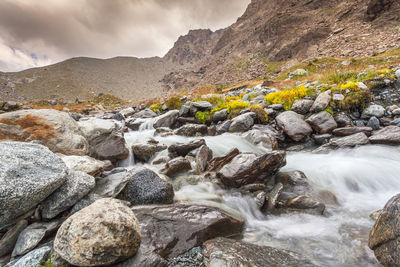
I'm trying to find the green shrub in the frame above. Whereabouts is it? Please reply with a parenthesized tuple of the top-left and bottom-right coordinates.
(195, 111, 211, 124)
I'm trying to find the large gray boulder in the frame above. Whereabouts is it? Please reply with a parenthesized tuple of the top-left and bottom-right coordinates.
(291, 99, 314, 114)
(0, 109, 88, 155)
(168, 139, 206, 157)
(11, 245, 52, 267)
(41, 171, 96, 219)
(203, 237, 316, 267)
(132, 142, 166, 162)
(0, 142, 68, 228)
(153, 110, 179, 129)
(60, 155, 105, 176)
(229, 113, 254, 132)
(276, 111, 312, 142)
(369, 126, 400, 145)
(212, 109, 228, 122)
(164, 157, 191, 177)
(54, 198, 141, 266)
(91, 169, 132, 197)
(310, 91, 331, 113)
(118, 167, 174, 205)
(369, 194, 400, 266)
(306, 111, 337, 134)
(78, 117, 128, 162)
(174, 124, 208, 136)
(244, 129, 278, 150)
(362, 104, 385, 119)
(217, 151, 286, 188)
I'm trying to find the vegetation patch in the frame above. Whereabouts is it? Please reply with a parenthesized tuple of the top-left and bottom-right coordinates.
(195, 111, 211, 124)
(265, 85, 314, 110)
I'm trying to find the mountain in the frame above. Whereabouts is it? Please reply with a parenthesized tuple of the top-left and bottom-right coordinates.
(1, 0, 399, 102)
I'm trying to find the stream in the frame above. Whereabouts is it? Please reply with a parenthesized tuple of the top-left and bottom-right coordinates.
(120, 122, 400, 266)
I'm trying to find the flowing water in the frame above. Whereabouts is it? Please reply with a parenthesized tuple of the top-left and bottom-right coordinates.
(122, 119, 400, 266)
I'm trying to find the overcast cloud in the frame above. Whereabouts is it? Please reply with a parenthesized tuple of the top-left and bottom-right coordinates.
(0, 0, 250, 72)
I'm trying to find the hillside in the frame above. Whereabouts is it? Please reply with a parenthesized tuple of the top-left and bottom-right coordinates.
(0, 57, 179, 102)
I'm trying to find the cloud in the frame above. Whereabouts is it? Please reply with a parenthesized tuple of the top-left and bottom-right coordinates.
(0, 0, 250, 72)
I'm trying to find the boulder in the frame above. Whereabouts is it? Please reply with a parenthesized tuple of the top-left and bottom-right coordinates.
(206, 148, 240, 172)
(195, 145, 212, 173)
(174, 124, 208, 137)
(367, 116, 380, 130)
(191, 101, 212, 110)
(126, 118, 147, 131)
(91, 169, 132, 197)
(314, 132, 369, 152)
(306, 111, 337, 134)
(216, 120, 232, 134)
(283, 195, 325, 215)
(310, 92, 331, 113)
(0, 142, 67, 228)
(369, 194, 400, 265)
(153, 110, 179, 129)
(168, 139, 206, 157)
(334, 112, 353, 127)
(369, 126, 400, 145)
(361, 104, 385, 119)
(132, 108, 157, 119)
(60, 155, 105, 176)
(70, 193, 103, 215)
(0, 219, 28, 257)
(11, 245, 52, 267)
(212, 109, 228, 122)
(276, 111, 312, 141)
(131, 203, 244, 259)
(54, 198, 141, 266)
(332, 127, 373, 137)
(244, 129, 278, 150)
(40, 171, 96, 219)
(217, 151, 286, 188)
(78, 118, 128, 162)
(291, 99, 314, 114)
(0, 109, 88, 155)
(229, 113, 254, 132)
(118, 167, 174, 205)
(203, 237, 316, 267)
(132, 143, 166, 162)
(164, 157, 192, 177)
(12, 220, 61, 257)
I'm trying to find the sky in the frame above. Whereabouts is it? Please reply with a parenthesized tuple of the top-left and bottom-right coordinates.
(0, 0, 250, 72)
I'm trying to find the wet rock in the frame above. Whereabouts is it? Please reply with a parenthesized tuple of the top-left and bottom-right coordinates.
(0, 109, 88, 155)
(195, 145, 211, 173)
(132, 142, 167, 162)
(310, 91, 331, 113)
(369, 194, 400, 265)
(316, 190, 338, 206)
(216, 120, 232, 133)
(202, 237, 316, 267)
(167, 246, 203, 267)
(313, 133, 332, 145)
(217, 151, 286, 188)
(131, 203, 244, 259)
(119, 107, 136, 118)
(114, 248, 168, 267)
(12, 245, 51, 267)
(168, 139, 206, 157)
(275, 170, 313, 197)
(361, 104, 385, 119)
(212, 109, 228, 122)
(253, 124, 285, 141)
(256, 191, 267, 209)
(284, 195, 325, 215)
(60, 155, 105, 176)
(0, 142, 67, 228)
(0, 220, 28, 257)
(334, 112, 354, 127)
(315, 132, 369, 152)
(126, 118, 147, 130)
(91, 169, 131, 197)
(175, 124, 208, 136)
(291, 99, 314, 114)
(206, 148, 240, 172)
(369, 126, 400, 145)
(370, 209, 383, 222)
(332, 127, 373, 137)
(54, 198, 141, 266)
(41, 171, 95, 219)
(164, 157, 192, 177)
(267, 183, 283, 211)
(12, 220, 61, 257)
(306, 111, 337, 134)
(154, 110, 179, 129)
(276, 111, 313, 141)
(118, 167, 174, 205)
(132, 108, 157, 119)
(244, 129, 278, 150)
(78, 118, 128, 162)
(229, 113, 254, 132)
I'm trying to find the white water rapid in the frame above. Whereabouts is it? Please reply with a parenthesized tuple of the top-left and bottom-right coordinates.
(122, 119, 400, 266)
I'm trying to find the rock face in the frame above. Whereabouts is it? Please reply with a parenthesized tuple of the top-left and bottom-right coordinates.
(78, 118, 128, 162)
(54, 198, 141, 266)
(369, 126, 400, 145)
(0, 109, 88, 155)
(153, 110, 179, 129)
(203, 237, 316, 267)
(276, 111, 312, 142)
(118, 167, 174, 205)
(131, 204, 244, 259)
(229, 113, 255, 132)
(41, 171, 96, 219)
(369, 194, 400, 265)
(0, 142, 68, 228)
(306, 111, 337, 134)
(217, 151, 286, 187)
(60, 155, 105, 176)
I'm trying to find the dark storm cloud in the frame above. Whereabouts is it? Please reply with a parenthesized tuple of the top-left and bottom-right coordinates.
(0, 0, 250, 72)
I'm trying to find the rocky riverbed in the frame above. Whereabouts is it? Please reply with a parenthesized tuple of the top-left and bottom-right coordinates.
(0, 66, 400, 266)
